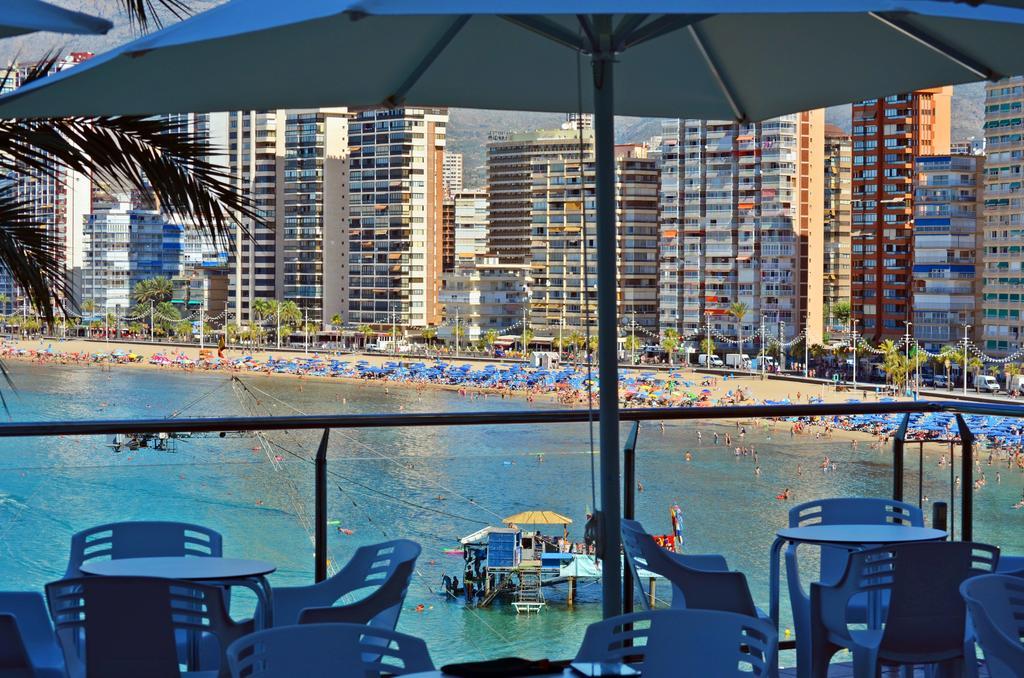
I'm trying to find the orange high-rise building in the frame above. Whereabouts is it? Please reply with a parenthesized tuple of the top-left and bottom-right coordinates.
(850, 88, 951, 341)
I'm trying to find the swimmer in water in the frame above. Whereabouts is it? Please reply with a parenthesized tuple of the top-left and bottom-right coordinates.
(684, 451, 692, 462)
(714, 432, 720, 445)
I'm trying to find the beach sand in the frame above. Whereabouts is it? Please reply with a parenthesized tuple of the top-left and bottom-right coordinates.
(4, 337, 912, 411)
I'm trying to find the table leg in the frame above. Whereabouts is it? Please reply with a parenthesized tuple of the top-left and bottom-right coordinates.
(769, 536, 785, 628)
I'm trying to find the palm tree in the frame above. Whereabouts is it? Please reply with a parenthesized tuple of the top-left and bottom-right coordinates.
(0, 0, 259, 325)
(623, 334, 642, 363)
(727, 302, 749, 354)
(483, 329, 498, 355)
(81, 298, 97, 320)
(133, 277, 174, 306)
(660, 328, 680, 366)
(358, 324, 375, 349)
(421, 327, 437, 347)
(330, 314, 343, 331)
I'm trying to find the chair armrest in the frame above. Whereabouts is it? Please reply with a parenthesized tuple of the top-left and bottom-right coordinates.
(665, 552, 729, 572)
(666, 568, 757, 617)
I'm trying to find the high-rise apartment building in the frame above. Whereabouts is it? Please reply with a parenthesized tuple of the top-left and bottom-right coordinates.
(486, 121, 594, 264)
(654, 112, 825, 347)
(452, 189, 489, 263)
(824, 125, 852, 328)
(443, 151, 464, 194)
(226, 110, 282, 322)
(224, 108, 349, 326)
(7, 52, 95, 308)
(348, 107, 448, 329)
(850, 88, 951, 340)
(912, 155, 982, 353)
(528, 144, 659, 337)
(280, 109, 350, 325)
(981, 77, 1024, 356)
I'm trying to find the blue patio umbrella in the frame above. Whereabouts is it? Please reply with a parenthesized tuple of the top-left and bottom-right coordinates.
(0, 0, 112, 38)
(7, 0, 1024, 619)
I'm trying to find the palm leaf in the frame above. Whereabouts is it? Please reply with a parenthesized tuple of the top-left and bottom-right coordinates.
(117, 0, 192, 31)
(0, 185, 69, 324)
(0, 115, 258, 251)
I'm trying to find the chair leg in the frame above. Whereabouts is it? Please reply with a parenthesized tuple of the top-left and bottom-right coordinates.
(851, 646, 880, 678)
(810, 640, 841, 678)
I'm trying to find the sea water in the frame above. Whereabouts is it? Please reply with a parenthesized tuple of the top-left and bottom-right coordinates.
(1, 362, 1022, 665)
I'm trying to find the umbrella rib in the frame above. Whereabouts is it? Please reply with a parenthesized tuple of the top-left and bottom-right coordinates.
(687, 25, 746, 123)
(619, 14, 711, 51)
(612, 14, 649, 51)
(869, 12, 997, 81)
(385, 15, 471, 107)
(501, 15, 587, 52)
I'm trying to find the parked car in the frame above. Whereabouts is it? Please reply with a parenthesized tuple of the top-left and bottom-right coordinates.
(933, 374, 950, 389)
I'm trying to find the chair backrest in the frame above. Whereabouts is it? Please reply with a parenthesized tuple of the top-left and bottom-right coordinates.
(227, 623, 434, 678)
(0, 614, 31, 670)
(789, 498, 923, 579)
(64, 521, 223, 577)
(961, 574, 1024, 678)
(0, 591, 63, 672)
(621, 518, 756, 616)
(575, 609, 777, 677)
(290, 539, 420, 630)
(822, 541, 998, 660)
(46, 575, 244, 678)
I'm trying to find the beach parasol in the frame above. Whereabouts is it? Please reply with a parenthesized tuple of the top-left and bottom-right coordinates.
(503, 509, 573, 525)
(504, 509, 573, 540)
(0, 0, 112, 38)
(6, 0, 1024, 622)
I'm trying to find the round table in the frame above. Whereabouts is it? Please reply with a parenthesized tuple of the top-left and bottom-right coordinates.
(768, 524, 946, 678)
(80, 556, 276, 628)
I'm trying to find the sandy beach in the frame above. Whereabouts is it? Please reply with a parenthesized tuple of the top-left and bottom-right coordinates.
(1, 336, 911, 410)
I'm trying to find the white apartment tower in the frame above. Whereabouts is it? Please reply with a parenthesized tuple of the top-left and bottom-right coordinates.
(654, 112, 825, 347)
(225, 108, 349, 326)
(981, 77, 1024, 356)
(443, 151, 464, 195)
(486, 124, 595, 264)
(347, 108, 448, 329)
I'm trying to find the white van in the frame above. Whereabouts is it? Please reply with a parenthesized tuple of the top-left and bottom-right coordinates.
(725, 353, 751, 369)
(974, 374, 1000, 394)
(697, 354, 724, 368)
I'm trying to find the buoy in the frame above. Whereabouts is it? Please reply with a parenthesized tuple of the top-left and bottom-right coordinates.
(785, 629, 791, 639)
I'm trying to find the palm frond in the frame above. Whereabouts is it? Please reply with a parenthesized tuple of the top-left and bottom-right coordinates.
(117, 0, 192, 32)
(0, 186, 69, 324)
(0, 115, 258, 249)
(0, 49, 62, 94)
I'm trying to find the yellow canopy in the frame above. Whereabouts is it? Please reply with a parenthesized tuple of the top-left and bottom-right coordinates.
(503, 510, 573, 525)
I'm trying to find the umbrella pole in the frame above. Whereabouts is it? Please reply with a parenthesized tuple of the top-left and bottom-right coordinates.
(592, 15, 622, 620)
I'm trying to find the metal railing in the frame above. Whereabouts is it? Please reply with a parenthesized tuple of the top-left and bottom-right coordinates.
(3, 398, 1022, 600)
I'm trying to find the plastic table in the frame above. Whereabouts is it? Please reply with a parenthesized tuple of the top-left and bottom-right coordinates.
(768, 524, 946, 678)
(80, 556, 276, 628)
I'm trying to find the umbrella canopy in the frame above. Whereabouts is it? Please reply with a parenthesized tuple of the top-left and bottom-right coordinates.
(503, 510, 573, 525)
(0, 0, 112, 39)
(5, 0, 1024, 622)
(0, 1, 1020, 118)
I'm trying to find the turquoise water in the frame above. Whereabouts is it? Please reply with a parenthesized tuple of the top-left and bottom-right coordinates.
(1, 362, 1023, 665)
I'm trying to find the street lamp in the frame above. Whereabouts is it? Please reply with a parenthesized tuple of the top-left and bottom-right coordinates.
(962, 323, 972, 395)
(903, 320, 913, 396)
(850, 317, 860, 389)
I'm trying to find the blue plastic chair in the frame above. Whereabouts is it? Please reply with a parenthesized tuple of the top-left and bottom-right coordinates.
(266, 539, 420, 629)
(575, 609, 777, 676)
(961, 574, 1024, 678)
(46, 575, 251, 678)
(63, 521, 225, 669)
(226, 623, 434, 678)
(960, 556, 1024, 677)
(0, 592, 65, 678)
(64, 521, 223, 577)
(810, 541, 998, 678)
(621, 518, 765, 619)
(786, 497, 923, 672)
